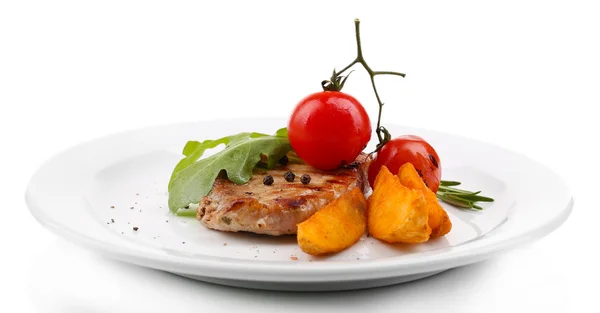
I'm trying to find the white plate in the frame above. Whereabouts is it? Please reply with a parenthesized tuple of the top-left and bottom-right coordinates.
(26, 118, 573, 291)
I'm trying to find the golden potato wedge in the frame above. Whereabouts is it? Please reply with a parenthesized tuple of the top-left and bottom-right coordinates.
(398, 163, 452, 237)
(297, 187, 367, 256)
(368, 166, 431, 243)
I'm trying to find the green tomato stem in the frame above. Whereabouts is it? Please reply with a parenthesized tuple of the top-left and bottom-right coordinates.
(334, 20, 495, 211)
(335, 18, 406, 150)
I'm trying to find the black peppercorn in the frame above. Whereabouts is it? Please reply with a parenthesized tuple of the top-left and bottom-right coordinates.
(284, 171, 295, 182)
(300, 174, 311, 184)
(278, 155, 289, 166)
(263, 175, 274, 185)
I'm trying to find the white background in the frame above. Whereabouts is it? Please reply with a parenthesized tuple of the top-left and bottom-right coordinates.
(1, 1, 599, 312)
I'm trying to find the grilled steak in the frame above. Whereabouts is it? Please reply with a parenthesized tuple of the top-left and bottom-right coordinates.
(197, 156, 369, 236)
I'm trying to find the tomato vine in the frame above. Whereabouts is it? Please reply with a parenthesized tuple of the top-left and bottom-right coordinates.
(322, 18, 406, 152)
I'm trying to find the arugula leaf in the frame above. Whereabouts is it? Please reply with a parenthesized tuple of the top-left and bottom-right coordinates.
(275, 127, 288, 137)
(168, 136, 230, 190)
(168, 128, 292, 214)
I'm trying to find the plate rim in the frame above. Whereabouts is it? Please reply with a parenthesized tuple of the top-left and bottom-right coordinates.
(27, 194, 573, 281)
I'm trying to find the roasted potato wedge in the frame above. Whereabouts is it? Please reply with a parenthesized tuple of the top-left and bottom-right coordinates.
(297, 187, 367, 256)
(398, 163, 452, 237)
(368, 166, 431, 243)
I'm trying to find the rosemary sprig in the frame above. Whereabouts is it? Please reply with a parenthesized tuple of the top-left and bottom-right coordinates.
(436, 180, 494, 210)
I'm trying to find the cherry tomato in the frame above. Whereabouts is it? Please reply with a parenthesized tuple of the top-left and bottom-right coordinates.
(368, 135, 442, 192)
(288, 91, 371, 170)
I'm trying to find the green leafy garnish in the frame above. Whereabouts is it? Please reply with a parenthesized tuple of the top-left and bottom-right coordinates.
(436, 180, 494, 210)
(168, 128, 291, 215)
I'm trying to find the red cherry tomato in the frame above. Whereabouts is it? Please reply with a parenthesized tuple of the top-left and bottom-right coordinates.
(288, 91, 371, 170)
(368, 135, 442, 192)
